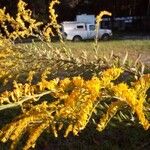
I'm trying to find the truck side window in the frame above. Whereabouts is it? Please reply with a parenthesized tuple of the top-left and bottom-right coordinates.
(77, 25, 84, 29)
(89, 25, 95, 31)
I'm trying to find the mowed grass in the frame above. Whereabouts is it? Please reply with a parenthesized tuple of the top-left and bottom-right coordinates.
(18, 39, 150, 66)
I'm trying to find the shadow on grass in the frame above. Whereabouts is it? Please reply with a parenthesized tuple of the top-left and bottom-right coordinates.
(35, 125, 150, 150)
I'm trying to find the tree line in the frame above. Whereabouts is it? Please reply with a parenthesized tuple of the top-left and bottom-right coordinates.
(0, 0, 149, 22)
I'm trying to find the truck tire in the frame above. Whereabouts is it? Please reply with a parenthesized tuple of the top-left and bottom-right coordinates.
(73, 36, 82, 42)
(101, 34, 110, 41)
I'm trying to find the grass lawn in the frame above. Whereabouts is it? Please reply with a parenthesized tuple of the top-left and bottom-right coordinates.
(18, 39, 150, 66)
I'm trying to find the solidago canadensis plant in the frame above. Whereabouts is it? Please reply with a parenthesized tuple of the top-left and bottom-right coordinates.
(0, 68, 149, 150)
(94, 11, 112, 54)
(0, 0, 60, 41)
(0, 0, 150, 150)
(42, 0, 62, 42)
(0, 0, 43, 40)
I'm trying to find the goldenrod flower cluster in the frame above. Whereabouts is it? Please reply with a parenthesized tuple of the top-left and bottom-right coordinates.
(0, 0, 60, 41)
(0, 0, 43, 40)
(42, 0, 61, 41)
(95, 11, 112, 50)
(12, 0, 43, 39)
(0, 68, 149, 150)
(96, 11, 112, 24)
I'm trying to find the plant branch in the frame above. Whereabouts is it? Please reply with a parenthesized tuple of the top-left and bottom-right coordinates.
(0, 91, 52, 111)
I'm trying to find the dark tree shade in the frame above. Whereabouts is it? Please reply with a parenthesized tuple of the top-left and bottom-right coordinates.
(0, 0, 149, 21)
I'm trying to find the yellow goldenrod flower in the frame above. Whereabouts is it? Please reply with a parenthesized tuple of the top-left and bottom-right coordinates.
(73, 76, 84, 87)
(85, 77, 101, 97)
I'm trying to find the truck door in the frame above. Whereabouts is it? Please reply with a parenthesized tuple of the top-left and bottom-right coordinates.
(75, 24, 87, 39)
(87, 25, 96, 39)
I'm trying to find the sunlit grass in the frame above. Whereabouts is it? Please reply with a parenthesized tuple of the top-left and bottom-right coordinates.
(18, 39, 150, 66)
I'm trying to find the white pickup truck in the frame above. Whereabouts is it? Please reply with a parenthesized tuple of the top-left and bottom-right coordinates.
(61, 21, 112, 41)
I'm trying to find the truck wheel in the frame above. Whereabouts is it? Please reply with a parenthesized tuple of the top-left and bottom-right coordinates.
(73, 36, 82, 42)
(101, 34, 110, 41)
